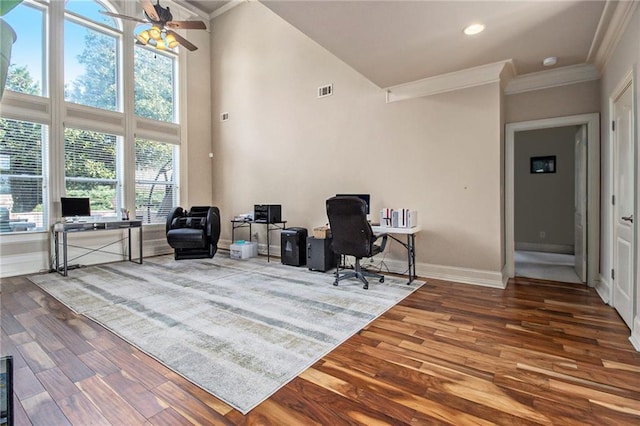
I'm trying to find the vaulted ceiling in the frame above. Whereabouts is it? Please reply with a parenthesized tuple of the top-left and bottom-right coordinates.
(181, 0, 621, 89)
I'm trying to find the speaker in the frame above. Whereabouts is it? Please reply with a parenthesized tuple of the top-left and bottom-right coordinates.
(281, 227, 307, 266)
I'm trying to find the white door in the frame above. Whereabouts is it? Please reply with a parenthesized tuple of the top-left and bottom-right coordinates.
(612, 81, 635, 328)
(574, 125, 587, 282)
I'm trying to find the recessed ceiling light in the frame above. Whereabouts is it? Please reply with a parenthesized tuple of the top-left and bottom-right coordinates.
(543, 56, 558, 66)
(464, 24, 485, 36)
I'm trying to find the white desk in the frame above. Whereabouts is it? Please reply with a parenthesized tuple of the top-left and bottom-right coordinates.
(371, 225, 422, 284)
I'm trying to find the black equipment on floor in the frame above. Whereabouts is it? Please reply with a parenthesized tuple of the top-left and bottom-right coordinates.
(307, 236, 336, 272)
(281, 227, 307, 266)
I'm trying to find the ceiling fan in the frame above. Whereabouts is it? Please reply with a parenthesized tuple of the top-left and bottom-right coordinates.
(100, 0, 207, 51)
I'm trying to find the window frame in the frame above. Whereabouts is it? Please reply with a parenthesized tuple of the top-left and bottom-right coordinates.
(0, 0, 184, 237)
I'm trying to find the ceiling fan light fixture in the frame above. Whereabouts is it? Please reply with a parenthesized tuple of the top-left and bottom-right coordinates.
(155, 38, 166, 50)
(149, 25, 162, 40)
(464, 23, 485, 36)
(165, 33, 178, 48)
(136, 29, 150, 45)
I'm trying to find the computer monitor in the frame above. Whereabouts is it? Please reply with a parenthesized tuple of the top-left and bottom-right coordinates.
(61, 197, 91, 218)
(335, 194, 371, 220)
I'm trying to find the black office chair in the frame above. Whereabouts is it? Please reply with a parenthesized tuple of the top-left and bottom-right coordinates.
(166, 206, 221, 260)
(326, 196, 387, 289)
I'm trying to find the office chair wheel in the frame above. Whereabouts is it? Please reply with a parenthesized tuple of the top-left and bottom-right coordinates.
(363, 283, 369, 290)
(333, 281, 339, 286)
(379, 277, 385, 283)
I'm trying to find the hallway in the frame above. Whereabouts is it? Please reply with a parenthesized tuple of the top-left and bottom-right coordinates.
(515, 250, 583, 284)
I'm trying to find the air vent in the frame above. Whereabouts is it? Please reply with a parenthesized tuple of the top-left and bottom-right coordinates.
(220, 112, 229, 121)
(317, 84, 333, 98)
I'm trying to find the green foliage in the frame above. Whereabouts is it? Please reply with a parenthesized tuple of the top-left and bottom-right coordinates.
(5, 64, 39, 95)
(66, 185, 116, 211)
(134, 47, 174, 122)
(0, 0, 23, 16)
(0, 118, 43, 212)
(66, 30, 117, 109)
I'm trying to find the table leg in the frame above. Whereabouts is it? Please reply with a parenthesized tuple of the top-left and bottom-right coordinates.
(63, 232, 68, 277)
(139, 226, 143, 264)
(406, 233, 416, 285)
(54, 231, 59, 273)
(266, 224, 270, 262)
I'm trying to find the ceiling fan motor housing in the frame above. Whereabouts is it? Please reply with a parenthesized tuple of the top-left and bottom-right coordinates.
(147, 2, 172, 25)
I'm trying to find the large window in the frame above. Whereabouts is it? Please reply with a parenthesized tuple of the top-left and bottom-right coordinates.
(135, 139, 178, 224)
(64, 128, 121, 217)
(3, 0, 46, 96)
(134, 47, 177, 122)
(0, 118, 48, 232)
(64, 0, 121, 111)
(1, 0, 182, 235)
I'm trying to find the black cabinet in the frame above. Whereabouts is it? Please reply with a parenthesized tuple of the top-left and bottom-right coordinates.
(307, 236, 336, 272)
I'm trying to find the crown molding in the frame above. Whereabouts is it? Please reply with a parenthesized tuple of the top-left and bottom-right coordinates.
(168, 0, 210, 21)
(588, 0, 639, 72)
(385, 59, 515, 103)
(504, 63, 600, 95)
(211, 0, 246, 19)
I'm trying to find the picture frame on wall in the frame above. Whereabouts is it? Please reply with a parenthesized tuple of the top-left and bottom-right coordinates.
(530, 155, 556, 174)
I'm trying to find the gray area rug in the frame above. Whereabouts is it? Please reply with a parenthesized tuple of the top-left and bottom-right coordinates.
(29, 254, 423, 414)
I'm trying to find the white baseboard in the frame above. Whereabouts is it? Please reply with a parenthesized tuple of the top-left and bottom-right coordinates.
(222, 239, 505, 288)
(595, 274, 611, 304)
(415, 261, 506, 288)
(515, 242, 574, 254)
(630, 316, 640, 352)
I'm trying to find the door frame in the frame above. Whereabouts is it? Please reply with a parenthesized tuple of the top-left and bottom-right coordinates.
(505, 113, 600, 286)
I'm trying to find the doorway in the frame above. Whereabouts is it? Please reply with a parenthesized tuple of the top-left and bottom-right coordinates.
(513, 125, 584, 283)
(505, 113, 600, 286)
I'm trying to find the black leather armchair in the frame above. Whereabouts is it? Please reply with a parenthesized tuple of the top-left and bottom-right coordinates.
(166, 206, 221, 260)
(326, 196, 387, 289)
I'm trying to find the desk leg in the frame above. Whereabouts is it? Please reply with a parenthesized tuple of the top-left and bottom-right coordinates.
(407, 233, 416, 285)
(266, 224, 270, 262)
(63, 232, 68, 277)
(54, 231, 59, 273)
(128, 228, 132, 262)
(139, 226, 143, 264)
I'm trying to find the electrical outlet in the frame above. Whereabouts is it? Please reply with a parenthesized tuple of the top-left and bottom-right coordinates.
(539, 231, 546, 239)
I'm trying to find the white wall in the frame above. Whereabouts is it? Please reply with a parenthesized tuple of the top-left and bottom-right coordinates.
(599, 5, 640, 346)
(211, 2, 505, 285)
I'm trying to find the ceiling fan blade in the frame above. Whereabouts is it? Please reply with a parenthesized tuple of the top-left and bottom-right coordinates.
(168, 30, 198, 51)
(100, 10, 146, 23)
(166, 20, 207, 30)
(140, 0, 160, 22)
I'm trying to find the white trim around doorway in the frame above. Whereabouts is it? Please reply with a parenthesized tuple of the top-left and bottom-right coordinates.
(505, 113, 601, 286)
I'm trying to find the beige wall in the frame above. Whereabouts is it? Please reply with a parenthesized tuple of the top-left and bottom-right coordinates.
(505, 80, 600, 124)
(514, 126, 578, 250)
(211, 2, 504, 277)
(183, 28, 213, 207)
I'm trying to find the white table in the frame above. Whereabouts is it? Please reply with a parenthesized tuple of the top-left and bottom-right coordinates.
(371, 225, 422, 284)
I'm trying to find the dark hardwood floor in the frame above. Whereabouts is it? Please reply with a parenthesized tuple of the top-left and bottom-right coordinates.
(2, 270, 640, 425)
